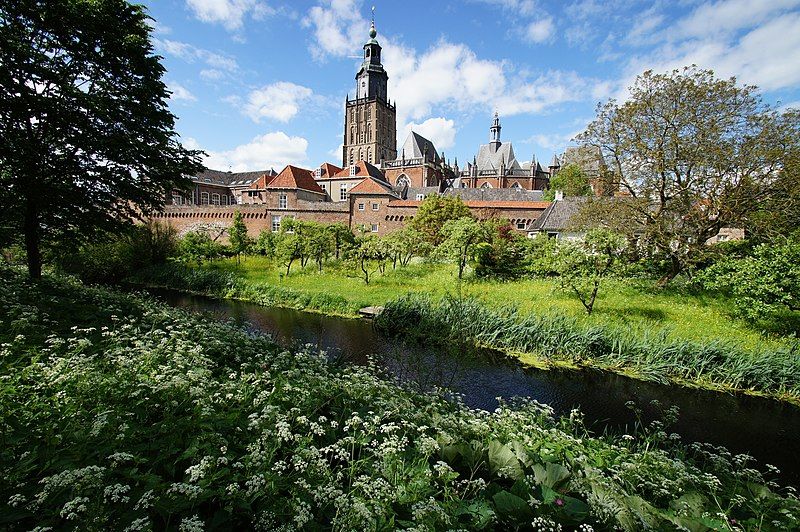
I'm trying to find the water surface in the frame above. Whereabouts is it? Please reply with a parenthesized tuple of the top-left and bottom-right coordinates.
(151, 289, 800, 487)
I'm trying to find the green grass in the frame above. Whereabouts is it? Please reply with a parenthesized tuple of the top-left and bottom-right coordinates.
(195, 256, 791, 350)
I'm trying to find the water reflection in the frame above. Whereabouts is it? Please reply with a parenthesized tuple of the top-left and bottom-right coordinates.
(151, 289, 800, 487)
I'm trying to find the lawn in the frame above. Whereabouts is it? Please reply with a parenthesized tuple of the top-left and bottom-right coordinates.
(199, 256, 788, 351)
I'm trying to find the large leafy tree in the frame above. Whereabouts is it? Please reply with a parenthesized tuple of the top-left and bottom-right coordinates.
(0, 0, 202, 279)
(543, 164, 592, 200)
(577, 67, 799, 285)
(436, 217, 491, 279)
(409, 195, 472, 246)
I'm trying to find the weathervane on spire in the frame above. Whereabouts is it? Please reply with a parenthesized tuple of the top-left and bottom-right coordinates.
(369, 6, 377, 38)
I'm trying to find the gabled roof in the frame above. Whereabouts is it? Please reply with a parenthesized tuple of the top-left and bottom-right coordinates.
(399, 131, 441, 163)
(267, 165, 326, 194)
(317, 162, 344, 179)
(333, 160, 385, 180)
(476, 142, 522, 172)
(349, 176, 399, 197)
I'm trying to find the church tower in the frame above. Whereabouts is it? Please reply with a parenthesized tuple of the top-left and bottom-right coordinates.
(342, 17, 397, 167)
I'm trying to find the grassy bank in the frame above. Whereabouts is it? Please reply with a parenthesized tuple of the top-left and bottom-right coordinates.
(2, 267, 799, 530)
(151, 256, 794, 349)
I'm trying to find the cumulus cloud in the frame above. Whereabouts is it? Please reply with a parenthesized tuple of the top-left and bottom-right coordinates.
(185, 0, 274, 31)
(303, 0, 369, 59)
(524, 17, 554, 43)
(241, 82, 314, 123)
(400, 118, 457, 151)
(154, 38, 239, 73)
(188, 132, 309, 172)
(167, 81, 197, 102)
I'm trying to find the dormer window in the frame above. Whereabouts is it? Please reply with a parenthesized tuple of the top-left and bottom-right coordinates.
(349, 165, 358, 176)
(416, 194, 425, 201)
(314, 167, 322, 178)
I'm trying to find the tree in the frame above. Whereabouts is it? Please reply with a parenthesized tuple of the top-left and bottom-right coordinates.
(179, 230, 223, 265)
(555, 229, 627, 315)
(437, 218, 491, 279)
(0, 1, 202, 279)
(384, 226, 429, 268)
(409, 195, 472, 247)
(228, 211, 251, 264)
(700, 237, 800, 322)
(275, 233, 302, 276)
(577, 67, 800, 286)
(326, 223, 355, 260)
(348, 236, 385, 285)
(305, 223, 334, 272)
(543, 164, 592, 200)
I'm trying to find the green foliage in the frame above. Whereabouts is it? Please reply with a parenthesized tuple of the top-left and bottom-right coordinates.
(700, 238, 800, 322)
(437, 218, 491, 279)
(555, 229, 628, 314)
(325, 222, 355, 260)
(228, 211, 252, 262)
(0, 0, 203, 278)
(348, 236, 388, 284)
(473, 221, 530, 279)
(525, 233, 560, 277)
(2, 268, 798, 530)
(375, 294, 800, 400)
(56, 221, 178, 284)
(253, 229, 278, 258)
(543, 164, 592, 200)
(409, 195, 472, 246)
(384, 226, 431, 266)
(178, 230, 224, 265)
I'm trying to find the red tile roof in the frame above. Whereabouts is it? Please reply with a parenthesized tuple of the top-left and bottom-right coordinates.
(267, 165, 326, 194)
(333, 160, 385, 180)
(318, 162, 343, 179)
(348, 176, 397, 196)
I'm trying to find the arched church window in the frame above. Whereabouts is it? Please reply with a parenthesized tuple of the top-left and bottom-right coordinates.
(349, 149, 354, 165)
(511, 182, 522, 190)
(396, 174, 410, 188)
(481, 182, 493, 189)
(367, 148, 372, 163)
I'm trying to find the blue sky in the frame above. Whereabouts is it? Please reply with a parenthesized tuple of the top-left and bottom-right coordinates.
(142, 0, 800, 172)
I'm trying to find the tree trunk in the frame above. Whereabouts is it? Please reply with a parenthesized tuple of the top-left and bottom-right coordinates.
(656, 255, 682, 287)
(24, 196, 42, 280)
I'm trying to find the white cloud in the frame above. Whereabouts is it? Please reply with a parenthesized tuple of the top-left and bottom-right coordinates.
(303, 0, 369, 59)
(668, 0, 800, 42)
(200, 69, 224, 81)
(400, 118, 457, 151)
(620, 12, 800, 97)
(190, 132, 309, 172)
(154, 39, 239, 73)
(185, 0, 274, 31)
(524, 17, 554, 43)
(167, 81, 197, 102)
(242, 82, 314, 123)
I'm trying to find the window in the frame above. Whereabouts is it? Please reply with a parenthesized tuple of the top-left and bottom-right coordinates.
(415, 194, 425, 201)
(481, 182, 493, 189)
(200, 192, 209, 205)
(372, 202, 379, 211)
(547, 232, 559, 239)
(340, 184, 348, 201)
(516, 221, 526, 230)
(222, 195, 229, 206)
(172, 194, 183, 205)
(512, 182, 523, 190)
(349, 165, 358, 176)
(231, 195, 239, 205)
(358, 203, 365, 211)
(371, 224, 378, 233)
(717, 234, 729, 241)
(271, 216, 281, 232)
(314, 167, 322, 178)
(395, 174, 410, 188)
(278, 193, 287, 210)
(212, 193, 220, 205)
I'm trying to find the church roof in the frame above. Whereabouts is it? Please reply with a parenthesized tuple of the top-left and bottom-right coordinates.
(333, 160, 385, 180)
(399, 131, 441, 163)
(267, 165, 326, 194)
(349, 176, 398, 196)
(475, 142, 523, 172)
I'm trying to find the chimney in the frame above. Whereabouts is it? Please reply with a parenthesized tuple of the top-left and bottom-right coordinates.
(555, 190, 564, 201)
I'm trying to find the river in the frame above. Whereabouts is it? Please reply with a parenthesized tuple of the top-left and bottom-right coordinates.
(151, 289, 800, 487)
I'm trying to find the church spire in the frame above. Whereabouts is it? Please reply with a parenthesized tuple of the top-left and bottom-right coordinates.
(489, 110, 501, 150)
